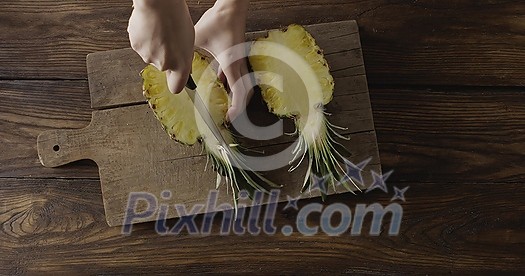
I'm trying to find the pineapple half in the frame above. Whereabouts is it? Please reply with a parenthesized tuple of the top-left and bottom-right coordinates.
(249, 24, 361, 195)
(142, 52, 278, 205)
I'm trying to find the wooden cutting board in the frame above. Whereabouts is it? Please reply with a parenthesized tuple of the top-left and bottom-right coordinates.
(37, 20, 381, 227)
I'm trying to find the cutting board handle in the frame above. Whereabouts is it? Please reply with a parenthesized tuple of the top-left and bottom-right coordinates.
(37, 124, 96, 168)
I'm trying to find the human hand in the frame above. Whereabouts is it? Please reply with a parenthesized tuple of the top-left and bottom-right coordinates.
(195, 0, 250, 120)
(128, 0, 195, 94)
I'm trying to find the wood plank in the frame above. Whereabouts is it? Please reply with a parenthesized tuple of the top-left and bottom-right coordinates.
(0, 80, 98, 178)
(0, 1, 524, 86)
(2, 82, 524, 183)
(0, 178, 523, 274)
(371, 87, 525, 183)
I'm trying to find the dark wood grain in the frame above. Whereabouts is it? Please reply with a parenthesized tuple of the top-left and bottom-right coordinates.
(0, 178, 523, 274)
(372, 87, 525, 184)
(0, 80, 98, 178)
(0, 0, 524, 86)
(1, 1, 524, 273)
(2, 80, 523, 183)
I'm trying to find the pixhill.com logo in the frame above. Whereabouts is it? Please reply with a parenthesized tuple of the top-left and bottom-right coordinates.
(122, 158, 408, 236)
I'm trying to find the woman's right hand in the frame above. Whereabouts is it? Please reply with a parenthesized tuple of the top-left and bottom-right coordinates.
(194, 0, 250, 121)
(128, 0, 195, 94)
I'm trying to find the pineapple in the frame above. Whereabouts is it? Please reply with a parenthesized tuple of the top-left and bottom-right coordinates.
(142, 52, 277, 206)
(249, 24, 360, 195)
(142, 25, 358, 201)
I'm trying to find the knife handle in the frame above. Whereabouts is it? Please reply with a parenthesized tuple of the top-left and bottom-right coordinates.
(185, 75, 197, 90)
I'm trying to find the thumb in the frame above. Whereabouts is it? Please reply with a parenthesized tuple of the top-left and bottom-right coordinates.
(166, 69, 189, 94)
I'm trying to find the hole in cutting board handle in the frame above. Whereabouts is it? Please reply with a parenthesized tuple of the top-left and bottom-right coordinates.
(53, 145, 60, 152)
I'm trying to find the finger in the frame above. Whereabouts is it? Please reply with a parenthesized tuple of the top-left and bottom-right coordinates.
(223, 63, 247, 122)
(166, 69, 189, 94)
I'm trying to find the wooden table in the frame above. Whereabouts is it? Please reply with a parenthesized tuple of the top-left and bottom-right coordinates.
(1, 1, 523, 274)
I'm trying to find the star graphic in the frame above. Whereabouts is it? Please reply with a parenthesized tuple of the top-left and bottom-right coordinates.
(337, 157, 372, 187)
(391, 186, 409, 202)
(283, 195, 301, 210)
(310, 173, 330, 194)
(365, 170, 393, 193)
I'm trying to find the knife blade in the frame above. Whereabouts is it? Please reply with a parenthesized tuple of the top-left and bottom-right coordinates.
(185, 75, 230, 148)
